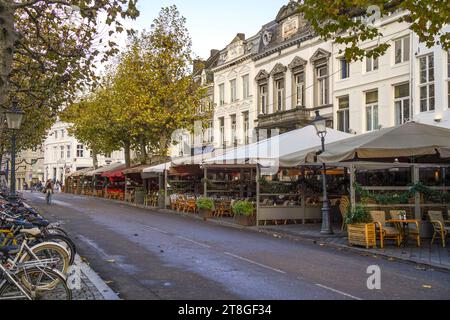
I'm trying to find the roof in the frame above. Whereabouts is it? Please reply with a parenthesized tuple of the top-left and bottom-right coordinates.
(68, 167, 95, 178)
(84, 163, 125, 177)
(122, 165, 152, 175)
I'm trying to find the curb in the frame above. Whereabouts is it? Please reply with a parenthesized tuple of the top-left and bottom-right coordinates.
(75, 255, 121, 300)
(69, 194, 450, 274)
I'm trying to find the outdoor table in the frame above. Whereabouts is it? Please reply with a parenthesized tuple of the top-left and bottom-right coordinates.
(387, 219, 420, 247)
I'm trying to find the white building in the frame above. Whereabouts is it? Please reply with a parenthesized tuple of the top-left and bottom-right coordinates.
(43, 120, 125, 182)
(212, 33, 259, 150)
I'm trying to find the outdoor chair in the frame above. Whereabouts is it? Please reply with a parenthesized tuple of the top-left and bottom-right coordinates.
(428, 211, 450, 248)
(390, 210, 421, 247)
(216, 201, 232, 218)
(184, 199, 197, 214)
(370, 211, 402, 248)
(339, 196, 350, 232)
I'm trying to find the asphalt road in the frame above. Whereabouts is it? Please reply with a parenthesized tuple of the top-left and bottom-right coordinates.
(24, 191, 450, 300)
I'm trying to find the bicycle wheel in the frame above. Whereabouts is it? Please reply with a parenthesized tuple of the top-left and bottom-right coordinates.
(42, 234, 76, 265)
(20, 242, 70, 275)
(44, 226, 69, 237)
(0, 267, 72, 300)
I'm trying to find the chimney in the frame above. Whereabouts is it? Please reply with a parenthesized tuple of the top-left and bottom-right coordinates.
(210, 49, 219, 58)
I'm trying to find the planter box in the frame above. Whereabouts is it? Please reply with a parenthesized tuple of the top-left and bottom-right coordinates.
(199, 209, 213, 221)
(348, 223, 377, 249)
(234, 215, 256, 226)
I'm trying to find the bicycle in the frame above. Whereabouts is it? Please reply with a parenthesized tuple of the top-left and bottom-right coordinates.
(0, 246, 71, 300)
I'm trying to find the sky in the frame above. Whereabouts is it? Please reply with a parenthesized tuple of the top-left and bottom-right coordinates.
(128, 0, 289, 59)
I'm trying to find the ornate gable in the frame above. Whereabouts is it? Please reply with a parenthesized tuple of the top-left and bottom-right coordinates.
(288, 56, 307, 70)
(310, 48, 331, 63)
(255, 70, 269, 82)
(275, 1, 301, 23)
(270, 63, 287, 76)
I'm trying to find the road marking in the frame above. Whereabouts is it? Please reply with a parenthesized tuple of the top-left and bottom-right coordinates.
(315, 284, 362, 300)
(144, 225, 169, 235)
(224, 252, 286, 274)
(176, 236, 211, 249)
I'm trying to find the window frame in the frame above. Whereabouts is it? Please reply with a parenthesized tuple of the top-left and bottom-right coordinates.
(337, 95, 350, 133)
(218, 83, 225, 106)
(316, 64, 329, 106)
(242, 74, 250, 99)
(365, 90, 379, 132)
(419, 54, 435, 112)
(394, 83, 411, 125)
(230, 79, 237, 103)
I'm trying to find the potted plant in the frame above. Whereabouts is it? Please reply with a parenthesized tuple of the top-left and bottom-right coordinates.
(196, 197, 215, 220)
(345, 204, 376, 248)
(232, 200, 256, 226)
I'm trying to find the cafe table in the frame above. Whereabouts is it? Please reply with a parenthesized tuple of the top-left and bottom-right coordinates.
(386, 218, 420, 247)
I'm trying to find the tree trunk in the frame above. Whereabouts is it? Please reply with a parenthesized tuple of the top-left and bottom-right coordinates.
(92, 149, 99, 169)
(0, 1, 15, 108)
(124, 141, 131, 168)
(159, 134, 169, 157)
(139, 136, 147, 165)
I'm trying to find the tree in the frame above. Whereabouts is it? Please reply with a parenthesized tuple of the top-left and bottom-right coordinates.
(0, 0, 139, 162)
(299, 0, 449, 61)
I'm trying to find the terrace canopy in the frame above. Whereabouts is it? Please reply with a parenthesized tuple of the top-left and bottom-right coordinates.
(67, 167, 94, 178)
(205, 125, 352, 168)
(84, 163, 125, 177)
(101, 164, 128, 179)
(312, 122, 450, 164)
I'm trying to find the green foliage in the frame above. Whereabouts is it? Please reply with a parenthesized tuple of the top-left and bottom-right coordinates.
(196, 197, 215, 211)
(345, 203, 372, 225)
(232, 201, 255, 217)
(355, 182, 450, 205)
(299, 0, 449, 61)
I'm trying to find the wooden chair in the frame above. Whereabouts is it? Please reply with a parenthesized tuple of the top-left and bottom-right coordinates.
(184, 199, 197, 214)
(339, 196, 350, 232)
(216, 201, 232, 218)
(390, 210, 421, 247)
(428, 211, 450, 248)
(370, 211, 402, 248)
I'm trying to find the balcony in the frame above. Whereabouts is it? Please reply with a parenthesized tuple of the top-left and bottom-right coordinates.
(256, 106, 312, 133)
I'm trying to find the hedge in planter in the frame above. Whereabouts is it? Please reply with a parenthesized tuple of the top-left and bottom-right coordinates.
(232, 201, 256, 226)
(345, 204, 376, 249)
(196, 197, 215, 220)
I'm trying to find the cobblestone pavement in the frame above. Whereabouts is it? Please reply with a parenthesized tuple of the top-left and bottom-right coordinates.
(72, 271, 105, 300)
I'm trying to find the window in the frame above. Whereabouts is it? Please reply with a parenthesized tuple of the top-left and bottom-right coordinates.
(60, 146, 64, 159)
(294, 72, 305, 107)
(394, 83, 411, 125)
(219, 117, 225, 148)
(53, 147, 57, 161)
(219, 84, 225, 106)
(317, 65, 329, 105)
(54, 131, 58, 139)
(242, 74, 250, 99)
(366, 55, 379, 72)
(61, 130, 65, 138)
(230, 114, 237, 146)
(207, 120, 213, 143)
(337, 96, 350, 133)
(365, 91, 379, 132)
(259, 84, 268, 114)
(275, 79, 285, 112)
(243, 111, 249, 145)
(66, 145, 71, 159)
(340, 58, 350, 79)
(230, 79, 237, 102)
(394, 36, 410, 64)
(76, 144, 84, 158)
(419, 54, 435, 112)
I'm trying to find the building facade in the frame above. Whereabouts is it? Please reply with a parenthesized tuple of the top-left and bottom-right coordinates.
(43, 120, 125, 182)
(207, 1, 449, 151)
(15, 148, 45, 190)
(212, 33, 259, 150)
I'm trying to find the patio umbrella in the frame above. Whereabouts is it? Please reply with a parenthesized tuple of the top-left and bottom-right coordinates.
(313, 122, 450, 163)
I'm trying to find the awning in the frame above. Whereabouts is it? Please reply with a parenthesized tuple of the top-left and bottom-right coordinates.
(101, 164, 128, 179)
(123, 165, 150, 175)
(206, 125, 352, 168)
(68, 167, 95, 178)
(141, 162, 172, 179)
(84, 163, 125, 177)
(313, 122, 450, 163)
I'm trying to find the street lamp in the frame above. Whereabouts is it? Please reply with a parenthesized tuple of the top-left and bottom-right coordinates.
(4, 99, 25, 201)
(311, 110, 333, 235)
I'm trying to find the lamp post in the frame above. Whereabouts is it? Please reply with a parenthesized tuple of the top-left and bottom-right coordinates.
(4, 99, 25, 201)
(311, 110, 333, 235)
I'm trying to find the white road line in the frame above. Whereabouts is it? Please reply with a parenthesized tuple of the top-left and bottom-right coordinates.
(144, 225, 169, 234)
(224, 252, 286, 274)
(176, 236, 211, 249)
(315, 284, 363, 300)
